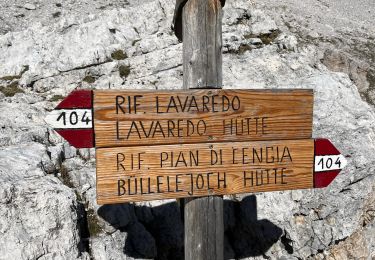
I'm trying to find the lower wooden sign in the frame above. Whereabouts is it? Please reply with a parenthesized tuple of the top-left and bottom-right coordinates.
(96, 139, 347, 204)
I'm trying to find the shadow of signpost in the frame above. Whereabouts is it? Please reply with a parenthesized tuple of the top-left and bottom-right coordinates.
(98, 202, 184, 259)
(97, 195, 282, 260)
(224, 195, 283, 259)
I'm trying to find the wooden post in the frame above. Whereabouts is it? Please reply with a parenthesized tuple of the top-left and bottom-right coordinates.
(182, 0, 224, 259)
(182, 0, 223, 89)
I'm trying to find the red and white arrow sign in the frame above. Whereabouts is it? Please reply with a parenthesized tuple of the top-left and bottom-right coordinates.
(313, 138, 348, 188)
(45, 90, 94, 148)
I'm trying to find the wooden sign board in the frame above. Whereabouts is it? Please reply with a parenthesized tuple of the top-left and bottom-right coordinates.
(93, 89, 313, 148)
(96, 138, 347, 204)
(45, 89, 313, 148)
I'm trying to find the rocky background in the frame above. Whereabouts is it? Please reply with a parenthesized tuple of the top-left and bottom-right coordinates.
(0, 0, 374, 259)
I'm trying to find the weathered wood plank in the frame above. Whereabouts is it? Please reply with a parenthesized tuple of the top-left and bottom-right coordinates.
(173, 0, 225, 41)
(96, 139, 314, 204)
(93, 89, 313, 148)
(182, 0, 223, 88)
(184, 196, 223, 260)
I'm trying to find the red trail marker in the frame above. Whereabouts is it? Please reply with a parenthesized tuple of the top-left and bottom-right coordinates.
(45, 90, 94, 148)
(314, 138, 348, 188)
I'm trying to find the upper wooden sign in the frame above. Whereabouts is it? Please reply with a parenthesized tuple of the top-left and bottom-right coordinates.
(96, 138, 347, 204)
(45, 89, 313, 148)
(93, 89, 313, 148)
(46, 90, 313, 148)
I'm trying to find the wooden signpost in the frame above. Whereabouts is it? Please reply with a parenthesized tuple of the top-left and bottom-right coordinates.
(45, 87, 347, 260)
(45, 0, 348, 259)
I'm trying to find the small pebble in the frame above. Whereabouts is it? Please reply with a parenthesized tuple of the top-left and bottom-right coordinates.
(248, 38, 263, 45)
(24, 3, 36, 10)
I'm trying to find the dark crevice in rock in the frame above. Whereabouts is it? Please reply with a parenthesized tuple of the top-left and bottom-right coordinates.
(158, 0, 167, 19)
(76, 199, 91, 257)
(26, 79, 36, 90)
(280, 230, 294, 254)
(293, 212, 307, 217)
(345, 175, 370, 187)
(154, 63, 182, 74)
(59, 23, 79, 34)
(57, 60, 112, 74)
(332, 236, 348, 246)
(232, 12, 251, 25)
(27, 59, 115, 92)
(132, 39, 141, 46)
(339, 187, 352, 193)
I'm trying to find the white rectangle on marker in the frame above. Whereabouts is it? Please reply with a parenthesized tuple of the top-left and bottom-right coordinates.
(314, 154, 347, 172)
(45, 109, 93, 129)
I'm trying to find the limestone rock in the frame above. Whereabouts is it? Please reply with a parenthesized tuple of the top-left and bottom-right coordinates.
(0, 143, 85, 260)
(328, 231, 369, 259)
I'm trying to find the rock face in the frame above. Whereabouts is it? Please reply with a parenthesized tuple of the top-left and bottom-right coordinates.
(0, 143, 89, 260)
(0, 0, 374, 259)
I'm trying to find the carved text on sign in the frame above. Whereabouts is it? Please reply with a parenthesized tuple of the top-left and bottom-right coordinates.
(96, 139, 314, 204)
(94, 89, 313, 147)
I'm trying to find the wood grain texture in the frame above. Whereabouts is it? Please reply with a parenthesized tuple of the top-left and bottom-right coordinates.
(182, 1, 224, 259)
(96, 139, 314, 204)
(184, 196, 223, 260)
(182, 0, 223, 88)
(172, 0, 225, 41)
(93, 89, 313, 148)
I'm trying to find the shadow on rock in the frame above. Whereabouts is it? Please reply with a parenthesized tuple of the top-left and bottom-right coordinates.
(224, 195, 283, 259)
(98, 195, 281, 259)
(98, 202, 184, 260)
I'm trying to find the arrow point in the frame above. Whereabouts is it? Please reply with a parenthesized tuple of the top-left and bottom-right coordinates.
(340, 154, 348, 170)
